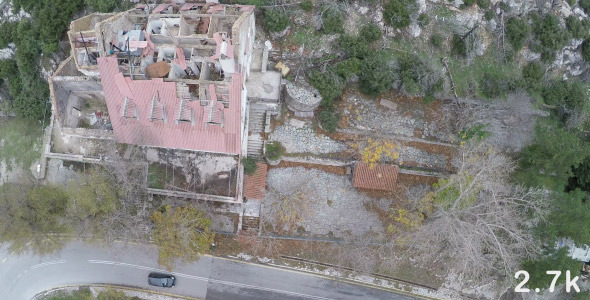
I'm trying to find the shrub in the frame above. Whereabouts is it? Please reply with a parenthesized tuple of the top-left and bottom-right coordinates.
(498, 2, 510, 11)
(583, 39, 590, 62)
(521, 62, 544, 92)
(484, 10, 495, 21)
(477, 0, 491, 9)
(322, 9, 344, 34)
(242, 158, 258, 175)
(319, 108, 341, 132)
(359, 52, 396, 96)
(308, 70, 345, 107)
(430, 33, 443, 48)
(265, 142, 282, 161)
(506, 17, 530, 51)
(451, 34, 467, 57)
(479, 70, 515, 99)
(0, 21, 18, 48)
(532, 14, 571, 53)
(336, 58, 361, 80)
(85, 0, 122, 12)
(398, 55, 441, 96)
(564, 81, 586, 110)
(417, 13, 430, 27)
(383, 0, 415, 28)
(580, 0, 590, 13)
(542, 80, 569, 106)
(359, 23, 382, 43)
(338, 35, 370, 58)
(461, 0, 476, 7)
(566, 16, 590, 39)
(299, 0, 313, 11)
(263, 9, 290, 33)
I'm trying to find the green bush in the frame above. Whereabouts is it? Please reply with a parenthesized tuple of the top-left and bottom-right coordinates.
(506, 17, 530, 51)
(583, 39, 590, 62)
(461, 0, 476, 7)
(85, 0, 124, 12)
(521, 62, 544, 91)
(338, 35, 370, 58)
(336, 58, 361, 80)
(479, 70, 515, 99)
(319, 108, 341, 132)
(568, 0, 577, 5)
(359, 52, 396, 96)
(542, 80, 586, 109)
(265, 142, 282, 161)
(383, 0, 415, 28)
(580, 0, 590, 13)
(308, 69, 345, 107)
(417, 13, 430, 27)
(430, 33, 443, 48)
(477, 0, 491, 9)
(0, 21, 18, 48)
(322, 9, 344, 34)
(566, 16, 590, 39)
(532, 14, 571, 54)
(484, 10, 495, 21)
(263, 9, 290, 33)
(398, 55, 441, 96)
(522, 248, 581, 290)
(242, 158, 258, 175)
(299, 0, 313, 11)
(359, 23, 382, 43)
(451, 34, 467, 57)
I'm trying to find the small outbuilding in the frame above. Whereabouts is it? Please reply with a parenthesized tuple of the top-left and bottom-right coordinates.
(353, 162, 399, 192)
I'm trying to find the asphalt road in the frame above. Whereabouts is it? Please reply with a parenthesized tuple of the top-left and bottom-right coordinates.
(0, 241, 420, 300)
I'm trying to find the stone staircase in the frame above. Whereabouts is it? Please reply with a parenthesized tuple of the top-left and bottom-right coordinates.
(247, 105, 267, 157)
(247, 134, 264, 157)
(241, 216, 260, 232)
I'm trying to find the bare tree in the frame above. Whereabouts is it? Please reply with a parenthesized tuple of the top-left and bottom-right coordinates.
(263, 180, 314, 233)
(398, 142, 550, 283)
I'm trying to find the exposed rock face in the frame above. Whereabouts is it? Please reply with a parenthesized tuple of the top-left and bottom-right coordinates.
(284, 80, 322, 117)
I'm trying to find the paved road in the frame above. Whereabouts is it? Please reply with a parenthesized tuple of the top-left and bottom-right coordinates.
(0, 241, 420, 300)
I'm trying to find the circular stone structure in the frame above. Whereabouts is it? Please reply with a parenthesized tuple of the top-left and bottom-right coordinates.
(284, 80, 322, 118)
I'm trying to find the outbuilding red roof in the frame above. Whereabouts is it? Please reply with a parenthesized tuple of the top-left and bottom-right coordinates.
(97, 56, 242, 154)
(353, 163, 399, 192)
(243, 163, 268, 200)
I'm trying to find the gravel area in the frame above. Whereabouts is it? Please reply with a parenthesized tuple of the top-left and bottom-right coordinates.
(398, 145, 447, 170)
(268, 123, 347, 154)
(343, 94, 422, 137)
(263, 167, 388, 238)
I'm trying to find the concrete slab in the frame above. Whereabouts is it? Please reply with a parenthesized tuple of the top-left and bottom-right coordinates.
(289, 118, 305, 128)
(246, 71, 281, 102)
(380, 99, 397, 110)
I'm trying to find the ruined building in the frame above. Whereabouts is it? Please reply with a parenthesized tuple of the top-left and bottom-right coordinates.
(50, 2, 280, 156)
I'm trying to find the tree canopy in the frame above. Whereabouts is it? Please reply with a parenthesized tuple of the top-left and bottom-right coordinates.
(151, 206, 214, 270)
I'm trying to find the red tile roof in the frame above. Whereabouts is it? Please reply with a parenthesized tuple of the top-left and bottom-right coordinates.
(353, 163, 399, 192)
(97, 56, 242, 154)
(243, 163, 268, 199)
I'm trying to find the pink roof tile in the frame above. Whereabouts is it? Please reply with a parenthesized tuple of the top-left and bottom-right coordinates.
(129, 40, 148, 48)
(207, 4, 224, 13)
(173, 47, 187, 70)
(180, 3, 196, 10)
(97, 56, 242, 154)
(153, 4, 169, 13)
(210, 33, 234, 60)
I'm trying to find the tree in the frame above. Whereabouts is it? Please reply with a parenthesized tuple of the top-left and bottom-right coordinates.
(242, 157, 258, 175)
(319, 108, 341, 132)
(506, 17, 530, 51)
(321, 8, 344, 34)
(359, 52, 396, 96)
(401, 142, 550, 282)
(517, 119, 590, 191)
(86, 0, 126, 12)
(383, 0, 415, 28)
(580, 0, 590, 13)
(264, 181, 313, 233)
(582, 39, 590, 62)
(566, 16, 590, 40)
(532, 14, 571, 60)
(522, 248, 581, 290)
(0, 183, 71, 255)
(536, 190, 590, 245)
(359, 23, 382, 43)
(151, 206, 214, 270)
(335, 58, 361, 81)
(308, 69, 345, 107)
(338, 35, 370, 59)
(521, 62, 544, 92)
(263, 8, 289, 33)
(451, 34, 467, 57)
(569, 157, 590, 192)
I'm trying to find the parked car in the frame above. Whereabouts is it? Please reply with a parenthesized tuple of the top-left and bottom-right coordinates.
(148, 272, 175, 287)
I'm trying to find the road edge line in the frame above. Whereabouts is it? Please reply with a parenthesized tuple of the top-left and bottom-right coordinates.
(31, 284, 202, 300)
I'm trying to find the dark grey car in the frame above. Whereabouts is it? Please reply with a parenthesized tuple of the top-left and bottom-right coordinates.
(148, 272, 175, 287)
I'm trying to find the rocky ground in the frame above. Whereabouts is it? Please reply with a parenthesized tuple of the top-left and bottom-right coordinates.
(268, 122, 348, 154)
(263, 167, 388, 239)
